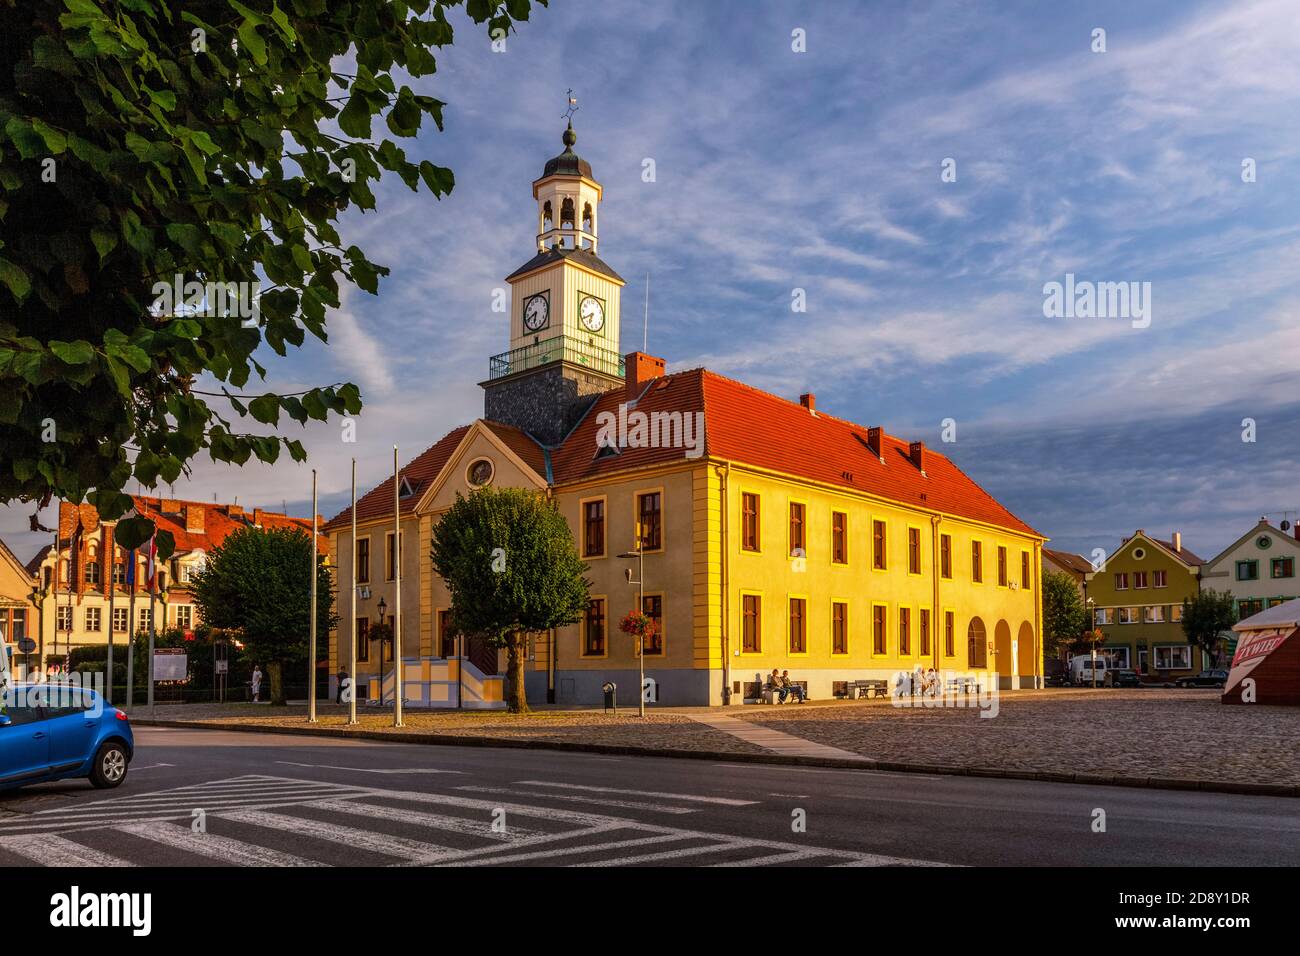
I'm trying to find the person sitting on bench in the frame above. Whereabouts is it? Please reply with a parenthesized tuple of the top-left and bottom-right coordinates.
(780, 670, 805, 702)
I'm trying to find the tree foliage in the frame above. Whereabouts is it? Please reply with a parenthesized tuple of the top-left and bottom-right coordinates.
(430, 487, 588, 713)
(1181, 588, 1236, 667)
(189, 524, 334, 703)
(1041, 569, 1086, 659)
(0, 0, 544, 551)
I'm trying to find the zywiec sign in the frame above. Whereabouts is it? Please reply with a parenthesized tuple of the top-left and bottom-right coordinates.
(1230, 628, 1289, 667)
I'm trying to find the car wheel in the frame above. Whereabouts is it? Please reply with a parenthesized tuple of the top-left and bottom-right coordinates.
(89, 741, 128, 789)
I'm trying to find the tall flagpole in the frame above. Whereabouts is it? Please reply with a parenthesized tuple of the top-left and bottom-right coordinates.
(125, 549, 136, 709)
(308, 469, 318, 723)
(348, 459, 358, 725)
(105, 536, 115, 706)
(147, 538, 156, 715)
(392, 446, 403, 727)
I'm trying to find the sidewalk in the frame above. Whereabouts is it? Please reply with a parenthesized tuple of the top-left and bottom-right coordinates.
(128, 689, 1300, 798)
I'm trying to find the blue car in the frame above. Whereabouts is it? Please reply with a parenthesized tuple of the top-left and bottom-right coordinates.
(0, 684, 134, 790)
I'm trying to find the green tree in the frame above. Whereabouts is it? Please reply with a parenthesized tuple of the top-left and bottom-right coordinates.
(0, 0, 545, 551)
(1182, 588, 1236, 668)
(190, 525, 334, 704)
(430, 487, 589, 714)
(1041, 569, 1086, 660)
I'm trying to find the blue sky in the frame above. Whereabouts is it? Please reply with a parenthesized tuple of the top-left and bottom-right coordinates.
(6, 0, 1300, 564)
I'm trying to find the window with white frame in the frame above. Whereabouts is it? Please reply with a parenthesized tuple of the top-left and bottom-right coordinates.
(139, 607, 153, 630)
(1094, 607, 1112, 625)
(1154, 645, 1192, 670)
(112, 607, 129, 632)
(1118, 607, 1139, 624)
(1144, 605, 1164, 623)
(1152, 569, 1167, 588)
(1108, 646, 1131, 668)
(174, 605, 193, 629)
(84, 607, 101, 631)
(1114, 572, 1128, 590)
(1133, 571, 1148, 589)
(56, 606, 72, 631)
(1170, 604, 1183, 622)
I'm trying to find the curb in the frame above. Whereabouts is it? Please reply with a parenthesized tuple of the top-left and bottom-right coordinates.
(129, 718, 1300, 799)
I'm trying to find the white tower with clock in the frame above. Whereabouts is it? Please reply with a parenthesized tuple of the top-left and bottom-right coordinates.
(482, 118, 629, 444)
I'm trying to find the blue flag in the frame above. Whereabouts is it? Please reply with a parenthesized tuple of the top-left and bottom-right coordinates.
(124, 548, 136, 586)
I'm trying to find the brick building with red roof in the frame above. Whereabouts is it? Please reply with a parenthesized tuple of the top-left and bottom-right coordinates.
(323, 121, 1047, 708)
(23, 497, 324, 671)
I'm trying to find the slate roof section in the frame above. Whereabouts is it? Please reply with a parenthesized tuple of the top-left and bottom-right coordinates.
(504, 246, 624, 284)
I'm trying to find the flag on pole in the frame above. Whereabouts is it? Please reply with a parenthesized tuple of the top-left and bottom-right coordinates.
(145, 536, 157, 590)
(124, 547, 136, 587)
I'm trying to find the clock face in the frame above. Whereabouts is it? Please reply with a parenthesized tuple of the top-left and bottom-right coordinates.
(523, 293, 549, 332)
(579, 294, 605, 333)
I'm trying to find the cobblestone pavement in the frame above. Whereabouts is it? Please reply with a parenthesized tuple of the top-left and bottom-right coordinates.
(731, 689, 1300, 786)
(134, 689, 1299, 786)
(137, 704, 767, 754)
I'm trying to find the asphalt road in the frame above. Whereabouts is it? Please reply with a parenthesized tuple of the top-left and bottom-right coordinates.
(1, 726, 1296, 867)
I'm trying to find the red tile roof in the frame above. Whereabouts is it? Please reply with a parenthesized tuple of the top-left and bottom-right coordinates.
(331, 369, 1039, 540)
(130, 496, 328, 555)
(324, 421, 548, 531)
(1044, 548, 1093, 575)
(550, 368, 1040, 537)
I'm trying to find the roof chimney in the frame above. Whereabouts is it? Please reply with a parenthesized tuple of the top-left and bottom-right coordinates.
(185, 504, 205, 534)
(1172, 531, 1182, 553)
(799, 393, 816, 413)
(252, 508, 266, 526)
(624, 351, 666, 398)
(227, 504, 244, 519)
(908, 440, 927, 476)
(866, 426, 884, 463)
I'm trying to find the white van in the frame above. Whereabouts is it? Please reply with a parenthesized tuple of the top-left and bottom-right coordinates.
(1070, 654, 1108, 686)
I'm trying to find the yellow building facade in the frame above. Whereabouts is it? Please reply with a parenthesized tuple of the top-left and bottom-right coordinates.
(325, 121, 1044, 707)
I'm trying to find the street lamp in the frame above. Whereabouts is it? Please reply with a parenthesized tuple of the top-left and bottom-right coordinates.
(617, 545, 646, 719)
(376, 595, 387, 705)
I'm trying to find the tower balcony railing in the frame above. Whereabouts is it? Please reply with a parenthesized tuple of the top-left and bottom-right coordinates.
(488, 335, 625, 381)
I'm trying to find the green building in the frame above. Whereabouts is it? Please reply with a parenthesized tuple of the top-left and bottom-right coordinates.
(1086, 530, 1207, 678)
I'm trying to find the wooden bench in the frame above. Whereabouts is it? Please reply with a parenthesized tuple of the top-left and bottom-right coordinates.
(849, 679, 888, 699)
(761, 681, 808, 704)
(946, 677, 981, 695)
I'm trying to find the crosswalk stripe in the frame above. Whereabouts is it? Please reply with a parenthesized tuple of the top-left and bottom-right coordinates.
(446, 834, 678, 867)
(370, 787, 621, 827)
(115, 821, 327, 867)
(710, 849, 823, 866)
(0, 833, 135, 867)
(514, 780, 758, 806)
(306, 800, 538, 841)
(218, 808, 448, 862)
(455, 786, 698, 815)
(27, 787, 364, 816)
(582, 843, 747, 867)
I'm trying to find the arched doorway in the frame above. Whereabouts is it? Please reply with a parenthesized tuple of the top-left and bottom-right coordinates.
(1017, 622, 1037, 688)
(994, 620, 1013, 688)
(967, 617, 987, 669)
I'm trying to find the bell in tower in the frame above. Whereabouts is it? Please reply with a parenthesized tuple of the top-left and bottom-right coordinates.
(481, 107, 627, 445)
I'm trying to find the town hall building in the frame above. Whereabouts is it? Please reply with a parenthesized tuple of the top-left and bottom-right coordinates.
(324, 121, 1046, 707)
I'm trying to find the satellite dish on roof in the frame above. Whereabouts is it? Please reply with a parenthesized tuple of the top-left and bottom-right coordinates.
(1282, 520, 1291, 532)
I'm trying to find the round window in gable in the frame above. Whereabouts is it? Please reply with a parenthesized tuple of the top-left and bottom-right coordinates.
(1257, 535, 1272, 550)
(467, 458, 494, 488)
(1133, 547, 1145, 560)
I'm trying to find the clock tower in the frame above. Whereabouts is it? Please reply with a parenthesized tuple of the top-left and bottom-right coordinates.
(482, 119, 627, 444)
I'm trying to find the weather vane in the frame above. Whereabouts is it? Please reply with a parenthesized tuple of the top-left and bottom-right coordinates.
(563, 89, 579, 123)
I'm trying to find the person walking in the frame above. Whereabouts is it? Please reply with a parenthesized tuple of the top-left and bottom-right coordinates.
(250, 664, 263, 703)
